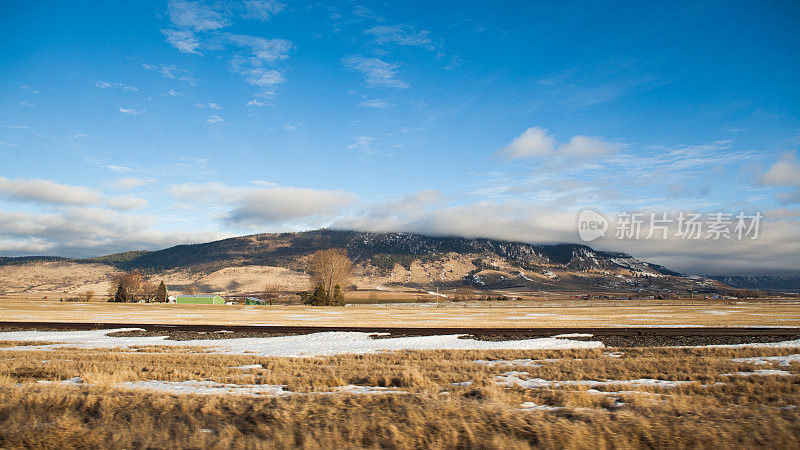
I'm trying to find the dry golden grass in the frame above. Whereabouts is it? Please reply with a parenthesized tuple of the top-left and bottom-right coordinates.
(1, 299, 799, 327)
(1, 344, 799, 448)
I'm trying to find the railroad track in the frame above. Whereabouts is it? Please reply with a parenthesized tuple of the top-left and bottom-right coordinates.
(0, 321, 798, 336)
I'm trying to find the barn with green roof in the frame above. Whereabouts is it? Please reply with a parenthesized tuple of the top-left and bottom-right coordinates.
(175, 295, 225, 305)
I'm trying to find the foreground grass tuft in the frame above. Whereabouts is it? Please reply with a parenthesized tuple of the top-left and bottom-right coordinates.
(0, 346, 799, 448)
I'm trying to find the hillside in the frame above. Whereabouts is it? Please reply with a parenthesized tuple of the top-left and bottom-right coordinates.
(0, 230, 678, 274)
(0, 229, 730, 296)
(708, 275, 800, 293)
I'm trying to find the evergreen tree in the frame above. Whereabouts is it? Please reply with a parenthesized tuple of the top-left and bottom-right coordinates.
(156, 281, 168, 303)
(305, 284, 327, 306)
(332, 285, 345, 306)
(113, 285, 127, 302)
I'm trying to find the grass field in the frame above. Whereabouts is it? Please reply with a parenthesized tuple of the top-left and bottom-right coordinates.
(0, 299, 799, 327)
(2, 298, 798, 448)
(1, 344, 799, 448)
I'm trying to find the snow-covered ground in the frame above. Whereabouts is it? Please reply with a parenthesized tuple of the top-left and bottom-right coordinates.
(495, 373, 699, 389)
(721, 369, 794, 377)
(473, 358, 553, 367)
(731, 354, 800, 366)
(117, 380, 292, 397)
(232, 364, 263, 370)
(63, 380, 412, 397)
(519, 402, 563, 412)
(0, 328, 603, 357)
(707, 339, 800, 348)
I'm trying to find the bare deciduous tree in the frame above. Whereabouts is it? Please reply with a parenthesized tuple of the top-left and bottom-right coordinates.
(262, 283, 280, 305)
(108, 270, 160, 302)
(308, 248, 353, 305)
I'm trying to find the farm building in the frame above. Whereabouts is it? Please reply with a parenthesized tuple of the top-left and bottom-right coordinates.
(244, 297, 267, 305)
(175, 295, 225, 305)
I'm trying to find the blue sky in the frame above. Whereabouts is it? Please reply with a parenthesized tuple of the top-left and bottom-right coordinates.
(1, 0, 799, 274)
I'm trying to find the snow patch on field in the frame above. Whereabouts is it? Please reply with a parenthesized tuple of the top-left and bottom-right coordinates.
(232, 364, 263, 370)
(702, 310, 734, 315)
(519, 402, 563, 412)
(721, 369, 794, 377)
(330, 385, 408, 395)
(495, 373, 698, 389)
(708, 339, 800, 348)
(117, 380, 291, 397)
(114, 380, 410, 396)
(35, 376, 85, 386)
(585, 389, 661, 396)
(0, 328, 603, 357)
(474, 359, 544, 367)
(731, 354, 800, 367)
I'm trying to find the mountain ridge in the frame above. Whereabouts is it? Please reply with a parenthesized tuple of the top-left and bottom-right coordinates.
(0, 228, 674, 275)
(1, 229, 758, 295)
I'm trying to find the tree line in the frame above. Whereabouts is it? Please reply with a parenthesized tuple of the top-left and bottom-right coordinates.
(108, 270, 167, 302)
(104, 248, 354, 305)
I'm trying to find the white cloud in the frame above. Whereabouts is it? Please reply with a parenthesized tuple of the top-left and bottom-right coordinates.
(107, 195, 148, 211)
(776, 190, 800, 205)
(119, 107, 141, 116)
(344, 190, 444, 227)
(497, 127, 556, 160)
(558, 135, 620, 158)
(85, 157, 138, 174)
(250, 180, 277, 187)
(224, 35, 292, 92)
(497, 127, 620, 161)
(242, 68, 284, 87)
(246, 99, 265, 107)
(0, 208, 227, 258)
(159, 3, 292, 95)
(206, 115, 224, 124)
(352, 5, 378, 19)
(358, 99, 394, 109)
(111, 177, 156, 191)
(196, 102, 222, 109)
(760, 152, 800, 186)
(142, 63, 198, 85)
(342, 56, 408, 89)
(365, 25, 433, 49)
(226, 187, 358, 226)
(162, 29, 201, 54)
(169, 182, 249, 203)
(240, 0, 285, 21)
(0, 177, 100, 205)
(225, 34, 292, 63)
(334, 197, 800, 274)
(169, 182, 358, 227)
(94, 81, 138, 91)
(348, 136, 377, 155)
(764, 207, 800, 219)
(335, 198, 577, 244)
(167, 0, 230, 31)
(69, 134, 89, 138)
